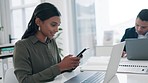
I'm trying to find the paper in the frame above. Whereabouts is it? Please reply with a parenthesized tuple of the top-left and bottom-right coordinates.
(80, 56, 110, 71)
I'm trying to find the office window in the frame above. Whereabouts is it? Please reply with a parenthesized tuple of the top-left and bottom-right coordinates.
(9, 0, 41, 43)
(73, 0, 148, 58)
(74, 0, 96, 61)
(0, 13, 2, 29)
(0, 13, 3, 44)
(95, 0, 148, 45)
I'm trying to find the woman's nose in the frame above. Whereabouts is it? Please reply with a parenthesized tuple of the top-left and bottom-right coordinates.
(55, 27, 59, 32)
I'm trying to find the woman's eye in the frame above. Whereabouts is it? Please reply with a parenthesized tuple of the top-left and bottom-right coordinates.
(50, 22, 59, 27)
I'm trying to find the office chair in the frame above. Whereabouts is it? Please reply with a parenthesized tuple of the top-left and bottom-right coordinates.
(4, 68, 19, 83)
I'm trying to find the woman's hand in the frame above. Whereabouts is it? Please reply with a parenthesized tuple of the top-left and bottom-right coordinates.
(58, 55, 80, 72)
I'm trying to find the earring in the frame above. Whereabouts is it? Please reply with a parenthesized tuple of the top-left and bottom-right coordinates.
(38, 27, 40, 31)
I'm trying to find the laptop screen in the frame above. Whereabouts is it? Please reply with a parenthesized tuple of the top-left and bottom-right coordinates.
(126, 38, 148, 60)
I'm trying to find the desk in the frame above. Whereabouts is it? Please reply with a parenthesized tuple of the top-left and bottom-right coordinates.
(80, 56, 148, 72)
(110, 73, 148, 83)
(46, 67, 148, 83)
(0, 56, 148, 83)
(47, 56, 148, 83)
(47, 68, 80, 83)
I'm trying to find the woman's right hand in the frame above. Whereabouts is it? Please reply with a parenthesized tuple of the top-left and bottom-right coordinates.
(58, 55, 80, 72)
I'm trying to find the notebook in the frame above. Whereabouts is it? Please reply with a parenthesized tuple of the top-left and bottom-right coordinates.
(64, 42, 125, 83)
(126, 38, 148, 60)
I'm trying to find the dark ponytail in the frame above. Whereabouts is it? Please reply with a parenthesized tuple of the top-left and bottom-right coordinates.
(22, 3, 61, 39)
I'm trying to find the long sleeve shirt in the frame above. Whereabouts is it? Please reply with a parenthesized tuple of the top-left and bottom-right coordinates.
(13, 35, 61, 83)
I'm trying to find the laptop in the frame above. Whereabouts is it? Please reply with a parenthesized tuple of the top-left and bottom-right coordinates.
(126, 38, 148, 60)
(64, 42, 125, 83)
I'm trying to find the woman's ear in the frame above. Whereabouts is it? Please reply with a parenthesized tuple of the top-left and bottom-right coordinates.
(35, 18, 41, 26)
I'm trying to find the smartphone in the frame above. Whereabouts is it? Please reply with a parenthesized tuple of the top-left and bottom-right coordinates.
(63, 48, 89, 72)
(76, 48, 89, 58)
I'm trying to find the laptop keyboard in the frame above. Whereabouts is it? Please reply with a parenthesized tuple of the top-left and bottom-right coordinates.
(81, 72, 105, 83)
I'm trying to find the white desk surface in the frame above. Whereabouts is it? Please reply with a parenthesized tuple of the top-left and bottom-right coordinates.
(47, 67, 148, 83)
(0, 43, 147, 83)
(1, 56, 148, 83)
(0, 68, 147, 83)
(47, 57, 148, 83)
(80, 56, 148, 71)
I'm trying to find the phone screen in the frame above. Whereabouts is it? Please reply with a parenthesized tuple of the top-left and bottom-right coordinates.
(76, 48, 89, 58)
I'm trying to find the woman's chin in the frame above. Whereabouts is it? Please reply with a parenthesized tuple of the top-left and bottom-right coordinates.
(48, 36, 53, 39)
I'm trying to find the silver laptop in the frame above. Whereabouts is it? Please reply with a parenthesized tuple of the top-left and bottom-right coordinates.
(64, 42, 125, 83)
(126, 38, 148, 60)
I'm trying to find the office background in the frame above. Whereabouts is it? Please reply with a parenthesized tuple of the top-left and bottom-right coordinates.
(0, 0, 148, 61)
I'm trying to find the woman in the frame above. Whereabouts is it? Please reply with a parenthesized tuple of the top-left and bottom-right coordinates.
(13, 2, 80, 83)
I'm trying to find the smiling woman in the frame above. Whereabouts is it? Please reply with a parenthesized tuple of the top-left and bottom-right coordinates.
(13, 2, 80, 83)
(34, 16, 61, 41)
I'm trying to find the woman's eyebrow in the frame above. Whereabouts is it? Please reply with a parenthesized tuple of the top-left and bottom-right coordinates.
(52, 21, 61, 25)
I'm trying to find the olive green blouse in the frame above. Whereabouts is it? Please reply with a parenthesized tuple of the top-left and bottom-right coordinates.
(13, 35, 61, 83)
